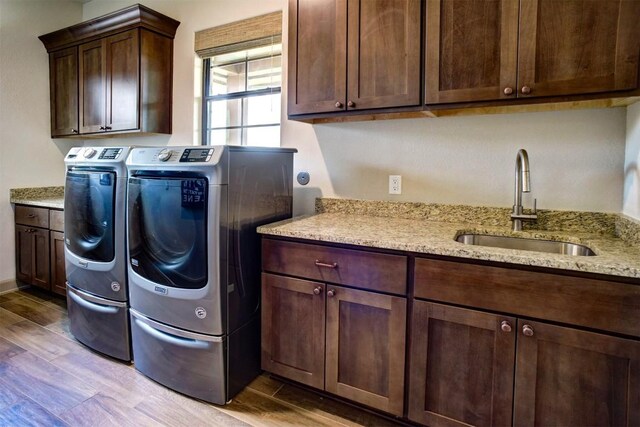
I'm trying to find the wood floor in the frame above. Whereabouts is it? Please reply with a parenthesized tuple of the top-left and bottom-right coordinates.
(0, 286, 400, 427)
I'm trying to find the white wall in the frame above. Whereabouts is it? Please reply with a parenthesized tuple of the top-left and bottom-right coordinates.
(624, 102, 640, 220)
(0, 0, 631, 282)
(0, 0, 81, 283)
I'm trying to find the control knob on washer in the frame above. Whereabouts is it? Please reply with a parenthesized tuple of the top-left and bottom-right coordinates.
(83, 148, 97, 159)
(158, 149, 172, 162)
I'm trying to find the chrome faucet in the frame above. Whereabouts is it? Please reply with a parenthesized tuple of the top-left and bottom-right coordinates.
(511, 149, 537, 231)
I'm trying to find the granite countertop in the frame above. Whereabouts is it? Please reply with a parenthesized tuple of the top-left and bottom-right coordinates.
(10, 187, 64, 209)
(258, 199, 640, 280)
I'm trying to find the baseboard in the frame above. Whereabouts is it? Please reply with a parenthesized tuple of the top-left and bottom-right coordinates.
(0, 279, 26, 295)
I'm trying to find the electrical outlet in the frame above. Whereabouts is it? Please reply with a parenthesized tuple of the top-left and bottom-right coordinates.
(389, 175, 402, 194)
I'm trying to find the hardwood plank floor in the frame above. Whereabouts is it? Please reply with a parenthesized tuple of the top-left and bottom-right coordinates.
(0, 288, 402, 427)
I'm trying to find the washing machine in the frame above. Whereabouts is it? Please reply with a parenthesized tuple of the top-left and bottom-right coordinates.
(126, 145, 295, 404)
(64, 146, 133, 361)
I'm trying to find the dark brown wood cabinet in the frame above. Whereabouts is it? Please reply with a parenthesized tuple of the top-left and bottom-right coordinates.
(14, 206, 65, 295)
(48, 46, 79, 136)
(15, 225, 50, 290)
(40, 5, 179, 138)
(288, 0, 421, 116)
(261, 238, 407, 416)
(408, 301, 640, 427)
(426, 0, 640, 104)
(410, 256, 640, 426)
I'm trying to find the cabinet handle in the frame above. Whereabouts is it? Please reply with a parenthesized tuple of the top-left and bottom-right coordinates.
(327, 289, 336, 298)
(27, 213, 36, 218)
(500, 320, 512, 332)
(104, 126, 112, 130)
(313, 286, 322, 295)
(71, 128, 79, 134)
(503, 87, 514, 96)
(522, 324, 534, 337)
(315, 260, 338, 269)
(521, 86, 532, 95)
(335, 101, 343, 109)
(347, 100, 355, 108)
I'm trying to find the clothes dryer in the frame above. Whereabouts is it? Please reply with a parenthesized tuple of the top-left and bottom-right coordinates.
(64, 146, 132, 361)
(126, 145, 295, 404)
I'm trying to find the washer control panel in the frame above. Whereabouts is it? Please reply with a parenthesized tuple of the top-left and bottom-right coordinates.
(99, 147, 123, 160)
(180, 148, 214, 163)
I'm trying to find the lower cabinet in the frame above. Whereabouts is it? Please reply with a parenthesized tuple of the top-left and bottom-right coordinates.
(15, 225, 50, 290)
(14, 205, 65, 295)
(261, 272, 407, 416)
(409, 301, 640, 426)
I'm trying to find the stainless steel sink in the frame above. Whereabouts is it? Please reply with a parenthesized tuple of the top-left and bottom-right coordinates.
(456, 234, 596, 256)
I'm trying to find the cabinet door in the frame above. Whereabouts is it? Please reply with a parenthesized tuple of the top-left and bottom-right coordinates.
(79, 39, 106, 133)
(50, 231, 66, 296)
(49, 47, 79, 136)
(325, 285, 406, 416)
(287, 0, 347, 115)
(32, 228, 50, 290)
(15, 225, 34, 284)
(518, 0, 640, 98)
(514, 320, 640, 426)
(105, 29, 139, 132)
(408, 301, 516, 426)
(347, 0, 421, 110)
(261, 273, 326, 389)
(425, 0, 518, 104)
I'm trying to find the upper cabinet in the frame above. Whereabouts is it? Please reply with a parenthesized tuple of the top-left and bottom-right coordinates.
(39, 5, 179, 138)
(288, 0, 421, 116)
(426, 0, 640, 104)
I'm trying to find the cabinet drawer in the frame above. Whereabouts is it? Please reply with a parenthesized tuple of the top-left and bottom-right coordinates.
(15, 206, 49, 228)
(414, 258, 640, 338)
(262, 239, 407, 295)
(49, 209, 64, 232)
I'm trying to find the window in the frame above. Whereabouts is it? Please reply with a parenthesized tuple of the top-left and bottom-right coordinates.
(195, 11, 283, 147)
(202, 42, 281, 146)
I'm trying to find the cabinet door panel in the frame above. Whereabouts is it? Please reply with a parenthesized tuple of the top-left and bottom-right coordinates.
(326, 286, 406, 416)
(518, 0, 640, 98)
(49, 47, 78, 136)
(15, 226, 33, 284)
(514, 320, 640, 426)
(32, 228, 50, 290)
(106, 29, 139, 132)
(79, 39, 106, 133)
(347, 0, 421, 109)
(50, 231, 66, 296)
(425, 0, 518, 103)
(261, 273, 325, 389)
(288, 0, 347, 115)
(408, 301, 515, 426)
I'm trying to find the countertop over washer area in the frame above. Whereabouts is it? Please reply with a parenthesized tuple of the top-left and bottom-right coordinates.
(10, 186, 64, 209)
(258, 198, 640, 280)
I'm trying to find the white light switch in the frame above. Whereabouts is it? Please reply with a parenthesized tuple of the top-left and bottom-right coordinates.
(389, 175, 402, 194)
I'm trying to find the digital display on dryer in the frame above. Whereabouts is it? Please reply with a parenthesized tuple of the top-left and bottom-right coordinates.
(99, 148, 122, 160)
(180, 148, 213, 162)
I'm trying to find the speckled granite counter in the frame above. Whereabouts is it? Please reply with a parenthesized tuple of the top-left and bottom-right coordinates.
(10, 187, 64, 209)
(258, 199, 640, 280)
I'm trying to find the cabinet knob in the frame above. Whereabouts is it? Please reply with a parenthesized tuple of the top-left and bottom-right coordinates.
(71, 128, 78, 134)
(347, 100, 355, 108)
(27, 214, 36, 218)
(315, 260, 338, 269)
(327, 289, 336, 298)
(335, 101, 343, 109)
(522, 324, 534, 337)
(503, 87, 514, 96)
(500, 320, 512, 333)
(521, 86, 532, 95)
(313, 286, 322, 295)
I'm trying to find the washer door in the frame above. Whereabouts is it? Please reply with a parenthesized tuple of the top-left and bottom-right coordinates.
(128, 176, 208, 289)
(64, 170, 116, 262)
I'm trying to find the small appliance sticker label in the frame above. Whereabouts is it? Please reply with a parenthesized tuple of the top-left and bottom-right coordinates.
(154, 286, 167, 295)
(181, 179, 206, 209)
(195, 307, 207, 319)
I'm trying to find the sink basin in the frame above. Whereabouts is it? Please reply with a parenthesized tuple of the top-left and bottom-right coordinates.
(456, 234, 596, 256)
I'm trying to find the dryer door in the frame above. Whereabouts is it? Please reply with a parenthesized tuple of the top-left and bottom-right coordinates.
(64, 170, 116, 262)
(128, 176, 208, 289)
